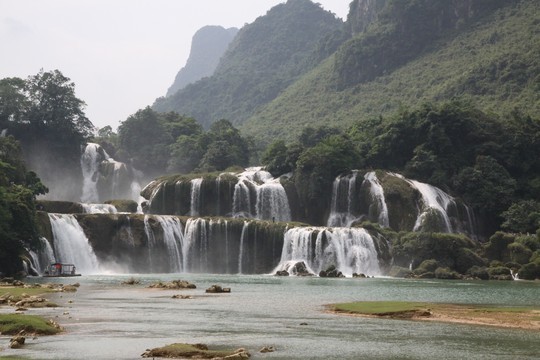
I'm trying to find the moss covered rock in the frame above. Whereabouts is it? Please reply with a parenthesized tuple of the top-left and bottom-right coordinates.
(36, 200, 84, 214)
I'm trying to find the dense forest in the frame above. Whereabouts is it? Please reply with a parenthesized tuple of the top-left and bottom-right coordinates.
(0, 0, 538, 278)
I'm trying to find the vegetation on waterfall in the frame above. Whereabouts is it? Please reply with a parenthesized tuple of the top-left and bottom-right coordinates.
(95, 107, 251, 178)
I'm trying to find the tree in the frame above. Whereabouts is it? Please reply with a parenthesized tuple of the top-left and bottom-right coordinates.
(501, 200, 540, 234)
(118, 107, 173, 176)
(0, 136, 47, 276)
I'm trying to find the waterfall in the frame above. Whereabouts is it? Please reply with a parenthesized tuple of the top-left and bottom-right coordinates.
(256, 181, 291, 222)
(275, 227, 381, 277)
(80, 143, 102, 203)
(408, 179, 453, 232)
(232, 180, 252, 218)
(144, 215, 157, 272)
(155, 216, 184, 273)
(82, 203, 117, 214)
(182, 218, 203, 272)
(233, 167, 291, 221)
(364, 172, 390, 228)
(48, 213, 100, 273)
(189, 178, 203, 216)
(327, 171, 359, 227)
(238, 221, 250, 274)
(31, 237, 56, 274)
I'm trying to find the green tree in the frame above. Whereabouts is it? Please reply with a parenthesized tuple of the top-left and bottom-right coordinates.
(118, 107, 173, 176)
(501, 200, 540, 234)
(0, 136, 47, 276)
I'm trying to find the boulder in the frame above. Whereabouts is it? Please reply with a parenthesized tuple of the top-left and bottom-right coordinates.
(205, 285, 231, 293)
(319, 265, 344, 278)
(352, 273, 366, 278)
(148, 280, 196, 289)
(259, 346, 275, 353)
(291, 261, 313, 276)
(9, 335, 25, 349)
(275, 270, 289, 276)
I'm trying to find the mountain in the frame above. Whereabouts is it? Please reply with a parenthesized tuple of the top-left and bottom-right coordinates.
(153, 0, 345, 128)
(241, 0, 539, 142)
(165, 26, 238, 97)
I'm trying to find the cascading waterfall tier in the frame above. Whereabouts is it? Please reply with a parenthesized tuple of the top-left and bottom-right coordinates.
(326, 171, 390, 228)
(327, 171, 359, 227)
(35, 213, 393, 275)
(275, 227, 381, 277)
(82, 203, 117, 214)
(142, 167, 291, 222)
(48, 213, 100, 273)
(80, 143, 142, 203)
(389, 173, 455, 232)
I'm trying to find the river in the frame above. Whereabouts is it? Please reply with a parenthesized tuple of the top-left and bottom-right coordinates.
(2, 275, 539, 359)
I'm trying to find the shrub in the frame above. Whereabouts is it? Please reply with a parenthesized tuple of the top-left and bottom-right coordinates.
(518, 260, 540, 280)
(508, 242, 533, 264)
(434, 267, 461, 280)
(467, 266, 489, 280)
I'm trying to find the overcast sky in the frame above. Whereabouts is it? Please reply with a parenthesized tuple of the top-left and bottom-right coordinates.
(0, 0, 351, 130)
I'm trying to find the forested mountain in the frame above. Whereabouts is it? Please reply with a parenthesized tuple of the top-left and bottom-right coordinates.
(153, 0, 538, 142)
(153, 0, 344, 128)
(165, 26, 238, 97)
(243, 0, 539, 142)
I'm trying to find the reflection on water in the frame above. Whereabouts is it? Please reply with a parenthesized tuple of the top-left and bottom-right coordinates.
(2, 275, 539, 359)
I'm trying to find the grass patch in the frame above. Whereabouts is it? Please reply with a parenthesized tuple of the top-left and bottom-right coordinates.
(0, 286, 51, 298)
(334, 301, 429, 315)
(331, 301, 540, 330)
(0, 314, 61, 335)
(142, 343, 246, 359)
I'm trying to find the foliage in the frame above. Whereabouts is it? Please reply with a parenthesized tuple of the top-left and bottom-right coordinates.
(0, 69, 93, 199)
(244, 0, 539, 143)
(117, 108, 249, 176)
(392, 232, 477, 272)
(0, 136, 47, 276)
(501, 200, 540, 234)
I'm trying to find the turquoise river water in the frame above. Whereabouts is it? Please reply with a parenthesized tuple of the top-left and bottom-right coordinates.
(1, 275, 539, 359)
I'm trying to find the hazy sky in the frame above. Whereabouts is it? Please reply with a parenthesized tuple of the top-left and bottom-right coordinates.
(0, 0, 351, 130)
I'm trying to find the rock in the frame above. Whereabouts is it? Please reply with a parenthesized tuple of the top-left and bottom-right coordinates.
(148, 280, 196, 289)
(291, 261, 313, 276)
(299, 322, 308, 326)
(259, 346, 275, 353)
(205, 285, 231, 293)
(62, 285, 78, 292)
(9, 335, 25, 349)
(319, 265, 344, 278)
(352, 273, 366, 278)
(275, 270, 289, 276)
(172, 294, 193, 299)
(121, 277, 140, 285)
(224, 348, 250, 359)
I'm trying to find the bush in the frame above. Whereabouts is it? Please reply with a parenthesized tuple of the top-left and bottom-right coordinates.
(413, 259, 439, 275)
(434, 267, 462, 280)
(518, 260, 540, 280)
(508, 242, 533, 264)
(467, 266, 489, 280)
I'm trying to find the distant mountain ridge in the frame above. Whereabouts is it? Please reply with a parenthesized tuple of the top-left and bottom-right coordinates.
(153, 0, 344, 128)
(166, 25, 238, 97)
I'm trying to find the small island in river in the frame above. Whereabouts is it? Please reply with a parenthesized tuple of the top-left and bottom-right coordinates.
(330, 301, 540, 331)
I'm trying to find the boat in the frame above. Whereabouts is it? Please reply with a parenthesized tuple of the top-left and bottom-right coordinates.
(43, 263, 81, 277)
